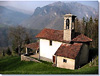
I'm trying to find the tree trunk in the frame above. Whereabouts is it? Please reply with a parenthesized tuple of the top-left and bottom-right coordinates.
(18, 45, 21, 56)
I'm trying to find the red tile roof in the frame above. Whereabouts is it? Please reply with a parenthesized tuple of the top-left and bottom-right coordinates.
(55, 43, 83, 59)
(36, 28, 70, 43)
(72, 34, 92, 42)
(36, 28, 92, 43)
(25, 42, 39, 50)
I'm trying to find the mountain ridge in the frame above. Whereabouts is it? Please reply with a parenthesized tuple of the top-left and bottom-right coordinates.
(20, 1, 98, 30)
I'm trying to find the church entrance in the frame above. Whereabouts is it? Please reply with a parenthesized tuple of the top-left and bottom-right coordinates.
(53, 56, 56, 64)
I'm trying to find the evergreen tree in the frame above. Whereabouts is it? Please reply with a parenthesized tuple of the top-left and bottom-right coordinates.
(75, 18, 81, 32)
(94, 18, 98, 48)
(84, 17, 89, 36)
(76, 16, 98, 48)
(81, 17, 86, 34)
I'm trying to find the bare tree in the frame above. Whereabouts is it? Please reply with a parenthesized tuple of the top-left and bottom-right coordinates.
(9, 26, 32, 56)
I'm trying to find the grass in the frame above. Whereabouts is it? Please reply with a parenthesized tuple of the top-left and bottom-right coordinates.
(0, 56, 98, 74)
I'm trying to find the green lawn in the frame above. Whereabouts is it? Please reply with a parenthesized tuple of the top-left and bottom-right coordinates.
(0, 56, 98, 74)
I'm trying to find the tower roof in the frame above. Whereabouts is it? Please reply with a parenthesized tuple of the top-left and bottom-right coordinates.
(64, 13, 76, 17)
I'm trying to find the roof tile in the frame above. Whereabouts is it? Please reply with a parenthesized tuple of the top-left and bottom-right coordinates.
(36, 28, 92, 42)
(55, 43, 83, 59)
(25, 42, 39, 50)
(72, 34, 92, 42)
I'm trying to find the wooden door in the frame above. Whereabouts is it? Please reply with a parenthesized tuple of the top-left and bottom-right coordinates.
(53, 56, 55, 63)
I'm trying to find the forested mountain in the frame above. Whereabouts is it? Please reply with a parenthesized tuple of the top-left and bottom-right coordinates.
(21, 1, 98, 30)
(0, 6, 30, 26)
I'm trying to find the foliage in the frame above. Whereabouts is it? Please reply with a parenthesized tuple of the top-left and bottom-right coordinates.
(89, 48, 98, 61)
(0, 56, 98, 74)
(9, 26, 32, 56)
(2, 50, 5, 56)
(75, 17, 98, 48)
(6, 47, 12, 55)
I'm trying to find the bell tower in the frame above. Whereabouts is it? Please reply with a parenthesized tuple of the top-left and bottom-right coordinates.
(63, 14, 76, 41)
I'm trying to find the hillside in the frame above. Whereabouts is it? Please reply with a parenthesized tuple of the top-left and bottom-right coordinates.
(21, 1, 98, 30)
(0, 56, 98, 74)
(0, 6, 30, 26)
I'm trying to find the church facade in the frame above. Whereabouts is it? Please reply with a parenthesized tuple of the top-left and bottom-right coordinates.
(35, 14, 92, 70)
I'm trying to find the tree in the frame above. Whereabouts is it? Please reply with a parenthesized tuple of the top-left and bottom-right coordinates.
(84, 17, 89, 36)
(93, 18, 98, 48)
(81, 17, 86, 34)
(2, 50, 5, 56)
(75, 18, 81, 32)
(6, 47, 12, 55)
(75, 16, 98, 48)
(9, 26, 32, 56)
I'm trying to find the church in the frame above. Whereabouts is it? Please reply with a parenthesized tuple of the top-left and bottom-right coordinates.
(26, 14, 92, 70)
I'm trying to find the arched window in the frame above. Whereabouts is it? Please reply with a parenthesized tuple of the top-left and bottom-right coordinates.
(66, 19, 70, 29)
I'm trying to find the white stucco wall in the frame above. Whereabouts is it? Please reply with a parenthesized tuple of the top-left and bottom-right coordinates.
(40, 39, 62, 60)
(57, 56, 75, 70)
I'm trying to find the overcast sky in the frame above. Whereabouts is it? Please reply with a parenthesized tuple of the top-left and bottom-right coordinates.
(0, 1, 98, 14)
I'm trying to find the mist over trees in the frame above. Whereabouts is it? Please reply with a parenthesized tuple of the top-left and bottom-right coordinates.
(0, 25, 40, 56)
(0, 16, 98, 56)
(9, 26, 31, 55)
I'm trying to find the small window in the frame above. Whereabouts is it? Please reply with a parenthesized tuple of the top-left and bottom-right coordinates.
(63, 59, 67, 63)
(49, 40, 52, 46)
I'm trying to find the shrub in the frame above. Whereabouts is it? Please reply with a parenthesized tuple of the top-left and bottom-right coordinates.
(6, 47, 12, 55)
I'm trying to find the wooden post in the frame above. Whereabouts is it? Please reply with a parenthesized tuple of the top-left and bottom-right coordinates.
(94, 60, 96, 66)
(89, 61, 91, 66)
(26, 47, 28, 54)
(36, 50, 37, 54)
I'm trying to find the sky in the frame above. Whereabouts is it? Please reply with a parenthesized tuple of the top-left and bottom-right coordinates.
(0, 1, 99, 14)
(0, 1, 54, 11)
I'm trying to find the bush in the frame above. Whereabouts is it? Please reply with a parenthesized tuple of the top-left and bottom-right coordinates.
(6, 47, 12, 55)
(89, 48, 98, 61)
(2, 50, 5, 56)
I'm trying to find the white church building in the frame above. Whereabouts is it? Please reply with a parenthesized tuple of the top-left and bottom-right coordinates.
(26, 14, 92, 70)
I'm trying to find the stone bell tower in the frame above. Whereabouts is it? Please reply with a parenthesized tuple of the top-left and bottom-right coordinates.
(63, 14, 76, 41)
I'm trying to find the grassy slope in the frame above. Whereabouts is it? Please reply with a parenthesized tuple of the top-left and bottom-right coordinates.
(0, 56, 98, 74)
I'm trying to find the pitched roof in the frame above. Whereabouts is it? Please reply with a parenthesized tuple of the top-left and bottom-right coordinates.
(55, 43, 83, 59)
(36, 28, 92, 42)
(72, 34, 92, 42)
(36, 28, 70, 43)
(25, 42, 39, 50)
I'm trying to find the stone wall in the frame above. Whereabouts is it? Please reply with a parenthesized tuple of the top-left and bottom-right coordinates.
(64, 29, 71, 41)
(21, 55, 41, 63)
(56, 56, 75, 70)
